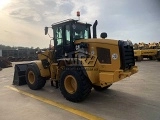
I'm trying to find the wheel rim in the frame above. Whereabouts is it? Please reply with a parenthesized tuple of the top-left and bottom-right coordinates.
(64, 75, 77, 94)
(28, 71, 35, 84)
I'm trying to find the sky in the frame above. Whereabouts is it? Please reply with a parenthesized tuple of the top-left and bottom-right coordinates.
(0, 0, 160, 48)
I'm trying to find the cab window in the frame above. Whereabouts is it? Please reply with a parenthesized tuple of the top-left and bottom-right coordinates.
(55, 27, 63, 46)
(72, 24, 90, 40)
(65, 25, 70, 45)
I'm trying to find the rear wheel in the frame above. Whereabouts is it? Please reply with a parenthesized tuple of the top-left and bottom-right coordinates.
(149, 56, 156, 60)
(149, 56, 153, 60)
(26, 64, 46, 90)
(93, 84, 112, 91)
(60, 68, 92, 102)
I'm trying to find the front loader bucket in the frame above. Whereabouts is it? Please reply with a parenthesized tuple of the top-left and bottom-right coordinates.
(13, 64, 29, 86)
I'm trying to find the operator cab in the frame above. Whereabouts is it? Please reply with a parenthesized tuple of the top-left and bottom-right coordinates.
(49, 19, 91, 59)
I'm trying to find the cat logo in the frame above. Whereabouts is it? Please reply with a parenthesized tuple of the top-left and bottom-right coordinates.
(112, 53, 118, 60)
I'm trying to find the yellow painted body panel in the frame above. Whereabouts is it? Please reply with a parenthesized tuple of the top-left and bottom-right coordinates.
(74, 39, 138, 87)
(32, 38, 138, 88)
(38, 49, 54, 62)
(85, 60, 138, 87)
(134, 49, 158, 60)
(141, 49, 157, 56)
(75, 38, 118, 45)
(134, 50, 141, 57)
(75, 39, 121, 71)
(50, 63, 59, 80)
(34, 60, 51, 77)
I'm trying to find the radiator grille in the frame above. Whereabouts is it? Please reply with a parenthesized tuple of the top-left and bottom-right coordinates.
(118, 41, 135, 70)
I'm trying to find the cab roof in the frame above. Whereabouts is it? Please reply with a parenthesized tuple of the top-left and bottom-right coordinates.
(51, 19, 92, 27)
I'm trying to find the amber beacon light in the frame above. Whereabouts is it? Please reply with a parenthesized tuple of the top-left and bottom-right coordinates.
(77, 11, 80, 17)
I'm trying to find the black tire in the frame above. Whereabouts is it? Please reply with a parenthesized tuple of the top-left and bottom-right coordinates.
(137, 56, 142, 61)
(149, 56, 156, 60)
(149, 56, 153, 60)
(135, 57, 138, 61)
(26, 64, 46, 90)
(60, 68, 92, 102)
(93, 84, 112, 91)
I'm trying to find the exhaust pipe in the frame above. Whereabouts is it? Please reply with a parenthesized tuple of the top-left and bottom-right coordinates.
(93, 20, 98, 38)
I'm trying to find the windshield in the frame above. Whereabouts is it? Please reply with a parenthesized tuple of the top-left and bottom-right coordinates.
(72, 23, 90, 40)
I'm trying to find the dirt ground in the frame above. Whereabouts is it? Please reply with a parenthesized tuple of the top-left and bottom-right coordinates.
(0, 60, 160, 120)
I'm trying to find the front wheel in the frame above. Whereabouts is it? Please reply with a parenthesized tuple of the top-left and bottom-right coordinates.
(26, 64, 46, 90)
(60, 68, 92, 102)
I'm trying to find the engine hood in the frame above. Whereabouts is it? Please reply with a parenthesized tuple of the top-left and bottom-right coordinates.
(74, 38, 119, 45)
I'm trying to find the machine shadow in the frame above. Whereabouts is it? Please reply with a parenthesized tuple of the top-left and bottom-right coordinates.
(81, 88, 159, 119)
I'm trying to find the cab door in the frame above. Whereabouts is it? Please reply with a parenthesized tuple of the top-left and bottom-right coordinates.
(64, 24, 74, 54)
(54, 24, 75, 60)
(54, 26, 64, 59)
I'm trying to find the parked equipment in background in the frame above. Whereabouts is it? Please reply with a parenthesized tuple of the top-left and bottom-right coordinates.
(134, 42, 158, 61)
(156, 42, 160, 61)
(1, 49, 38, 62)
(0, 57, 12, 69)
(133, 43, 142, 61)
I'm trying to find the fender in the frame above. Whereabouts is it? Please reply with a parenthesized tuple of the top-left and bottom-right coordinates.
(58, 59, 92, 83)
(34, 60, 51, 78)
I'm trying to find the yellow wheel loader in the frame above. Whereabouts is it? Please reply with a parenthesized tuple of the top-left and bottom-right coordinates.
(134, 50, 142, 61)
(137, 42, 157, 60)
(133, 43, 142, 61)
(155, 42, 160, 61)
(13, 19, 138, 102)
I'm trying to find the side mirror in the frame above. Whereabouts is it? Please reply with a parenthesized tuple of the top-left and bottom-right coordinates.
(45, 27, 48, 35)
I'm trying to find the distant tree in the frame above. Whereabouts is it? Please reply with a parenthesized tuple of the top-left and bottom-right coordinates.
(0, 44, 45, 50)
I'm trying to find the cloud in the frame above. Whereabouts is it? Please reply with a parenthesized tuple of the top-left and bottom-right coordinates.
(9, 7, 41, 21)
(57, 1, 74, 15)
(95, 0, 160, 43)
(4, 0, 58, 22)
(0, 0, 160, 48)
